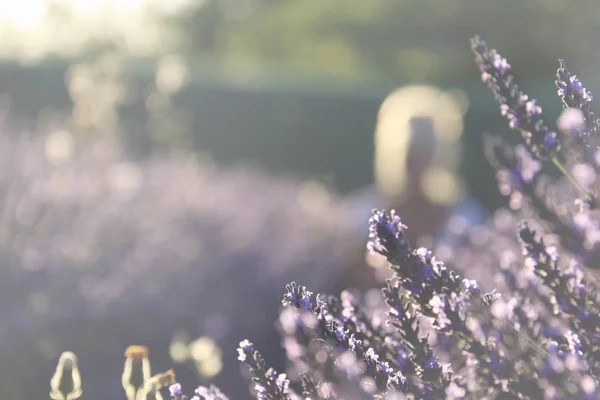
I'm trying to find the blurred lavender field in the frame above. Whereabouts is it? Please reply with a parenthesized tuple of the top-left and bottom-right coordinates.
(0, 110, 369, 398)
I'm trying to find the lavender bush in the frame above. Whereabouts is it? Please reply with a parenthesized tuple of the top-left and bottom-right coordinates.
(0, 117, 365, 398)
(49, 36, 600, 399)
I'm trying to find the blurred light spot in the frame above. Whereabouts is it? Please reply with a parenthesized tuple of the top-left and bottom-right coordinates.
(557, 107, 585, 134)
(45, 130, 74, 165)
(106, 162, 143, 195)
(0, 0, 198, 61)
(420, 167, 464, 206)
(365, 288, 383, 308)
(581, 375, 596, 394)
(189, 336, 217, 359)
(279, 309, 298, 335)
(360, 376, 377, 394)
(315, 349, 328, 364)
(189, 336, 222, 378)
(155, 55, 188, 95)
(573, 163, 595, 188)
(338, 351, 360, 377)
(435, 243, 453, 261)
(169, 339, 189, 363)
(282, 336, 303, 359)
(0, 0, 47, 29)
(447, 214, 469, 236)
(196, 358, 222, 378)
(301, 313, 318, 329)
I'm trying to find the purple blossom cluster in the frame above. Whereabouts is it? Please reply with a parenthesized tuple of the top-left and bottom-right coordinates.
(46, 36, 600, 399)
(218, 36, 600, 399)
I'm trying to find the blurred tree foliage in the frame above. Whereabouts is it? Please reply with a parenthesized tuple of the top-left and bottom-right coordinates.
(166, 0, 600, 83)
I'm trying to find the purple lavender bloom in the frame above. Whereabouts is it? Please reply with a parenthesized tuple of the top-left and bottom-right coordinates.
(192, 385, 230, 400)
(556, 59, 599, 142)
(281, 282, 409, 397)
(383, 286, 453, 396)
(281, 282, 314, 311)
(367, 209, 410, 267)
(518, 223, 600, 375)
(484, 133, 600, 267)
(167, 383, 229, 400)
(169, 383, 186, 400)
(299, 374, 330, 400)
(368, 209, 490, 316)
(237, 340, 293, 400)
(471, 36, 560, 159)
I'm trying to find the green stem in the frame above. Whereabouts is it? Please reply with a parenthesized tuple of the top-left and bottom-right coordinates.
(552, 156, 593, 202)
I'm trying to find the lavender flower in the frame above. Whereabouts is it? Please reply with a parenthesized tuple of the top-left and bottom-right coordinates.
(192, 385, 230, 400)
(169, 383, 184, 400)
(518, 223, 600, 375)
(471, 35, 560, 159)
(237, 340, 293, 400)
(556, 59, 599, 142)
(281, 283, 409, 397)
(168, 383, 230, 400)
(368, 209, 486, 316)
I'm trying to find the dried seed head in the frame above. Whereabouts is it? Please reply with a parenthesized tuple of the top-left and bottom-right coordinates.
(49, 351, 82, 400)
(125, 345, 150, 359)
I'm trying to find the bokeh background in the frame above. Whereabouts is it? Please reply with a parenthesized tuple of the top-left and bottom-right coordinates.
(1, 1, 599, 399)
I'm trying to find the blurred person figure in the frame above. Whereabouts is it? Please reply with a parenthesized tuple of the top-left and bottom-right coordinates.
(344, 85, 476, 287)
(375, 85, 467, 241)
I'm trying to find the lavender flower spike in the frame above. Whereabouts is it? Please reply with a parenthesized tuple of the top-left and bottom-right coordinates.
(169, 383, 185, 400)
(368, 209, 483, 315)
(471, 35, 560, 159)
(168, 383, 230, 400)
(556, 59, 600, 140)
(518, 223, 600, 376)
(237, 340, 292, 400)
(367, 209, 410, 267)
(192, 385, 231, 400)
(281, 282, 314, 311)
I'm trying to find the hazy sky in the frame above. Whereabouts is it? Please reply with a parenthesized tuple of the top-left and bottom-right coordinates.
(0, 0, 196, 61)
